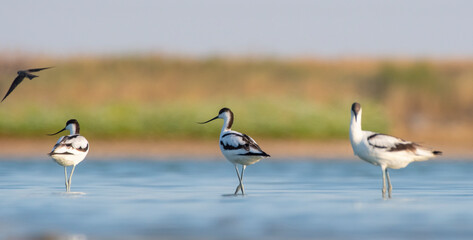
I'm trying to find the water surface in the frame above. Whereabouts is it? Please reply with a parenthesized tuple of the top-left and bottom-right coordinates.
(1, 158, 473, 239)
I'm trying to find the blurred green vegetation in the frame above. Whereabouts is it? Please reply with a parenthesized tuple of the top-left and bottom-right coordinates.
(0, 55, 471, 140)
(0, 99, 389, 140)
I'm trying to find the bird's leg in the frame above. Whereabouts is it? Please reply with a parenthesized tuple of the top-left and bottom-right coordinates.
(240, 165, 246, 195)
(386, 168, 392, 198)
(64, 167, 69, 192)
(234, 164, 242, 195)
(381, 167, 387, 199)
(68, 165, 76, 192)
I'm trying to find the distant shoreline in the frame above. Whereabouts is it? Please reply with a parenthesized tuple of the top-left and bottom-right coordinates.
(0, 138, 471, 160)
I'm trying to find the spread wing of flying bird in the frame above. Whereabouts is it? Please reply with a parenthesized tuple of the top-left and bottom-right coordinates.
(2, 67, 53, 102)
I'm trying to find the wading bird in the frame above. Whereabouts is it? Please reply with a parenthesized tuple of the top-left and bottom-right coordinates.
(349, 102, 441, 198)
(48, 119, 89, 192)
(199, 108, 270, 195)
(2, 67, 53, 102)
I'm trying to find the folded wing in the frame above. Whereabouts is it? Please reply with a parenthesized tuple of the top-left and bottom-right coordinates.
(366, 132, 439, 156)
(220, 132, 270, 157)
(50, 135, 89, 155)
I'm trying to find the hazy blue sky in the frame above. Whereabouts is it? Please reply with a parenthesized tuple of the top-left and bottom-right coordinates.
(1, 0, 472, 57)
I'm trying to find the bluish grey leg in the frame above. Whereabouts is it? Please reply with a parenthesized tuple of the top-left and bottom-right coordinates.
(67, 165, 76, 192)
(64, 167, 69, 192)
(240, 165, 246, 195)
(234, 164, 242, 195)
(381, 166, 387, 199)
(386, 168, 392, 198)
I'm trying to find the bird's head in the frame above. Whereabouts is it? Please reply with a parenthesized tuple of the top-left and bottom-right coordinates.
(198, 107, 233, 124)
(48, 119, 80, 136)
(351, 102, 362, 122)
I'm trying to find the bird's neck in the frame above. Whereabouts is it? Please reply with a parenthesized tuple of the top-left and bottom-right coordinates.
(350, 115, 363, 144)
(220, 115, 233, 133)
(67, 124, 79, 135)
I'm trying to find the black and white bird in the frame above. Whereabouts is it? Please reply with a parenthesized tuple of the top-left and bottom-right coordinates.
(199, 108, 270, 195)
(2, 67, 53, 102)
(349, 102, 442, 198)
(48, 119, 89, 192)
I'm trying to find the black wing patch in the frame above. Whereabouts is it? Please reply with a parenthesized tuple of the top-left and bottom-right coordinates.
(220, 141, 243, 150)
(388, 143, 419, 153)
(241, 134, 265, 152)
(77, 144, 89, 152)
(49, 152, 74, 156)
(221, 132, 244, 138)
(238, 152, 270, 157)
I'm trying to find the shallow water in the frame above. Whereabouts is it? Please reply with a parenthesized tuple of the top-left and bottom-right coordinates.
(1, 158, 473, 240)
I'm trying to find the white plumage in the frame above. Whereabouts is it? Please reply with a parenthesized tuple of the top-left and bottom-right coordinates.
(200, 108, 270, 195)
(349, 102, 441, 198)
(49, 119, 89, 192)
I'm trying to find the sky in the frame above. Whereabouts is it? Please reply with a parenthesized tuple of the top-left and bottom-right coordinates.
(1, 0, 472, 58)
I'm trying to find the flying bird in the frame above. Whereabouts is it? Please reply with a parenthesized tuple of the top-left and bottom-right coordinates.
(349, 102, 442, 198)
(199, 108, 270, 195)
(2, 67, 53, 102)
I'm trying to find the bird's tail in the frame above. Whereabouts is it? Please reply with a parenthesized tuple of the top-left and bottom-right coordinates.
(413, 147, 442, 161)
(25, 73, 38, 80)
(433, 150, 442, 156)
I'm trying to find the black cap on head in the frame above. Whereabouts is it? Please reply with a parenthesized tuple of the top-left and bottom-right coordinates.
(66, 119, 79, 125)
(219, 107, 231, 115)
(351, 102, 361, 114)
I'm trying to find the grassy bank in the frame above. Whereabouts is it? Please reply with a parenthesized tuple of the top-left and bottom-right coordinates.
(0, 99, 387, 140)
(0, 55, 471, 142)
